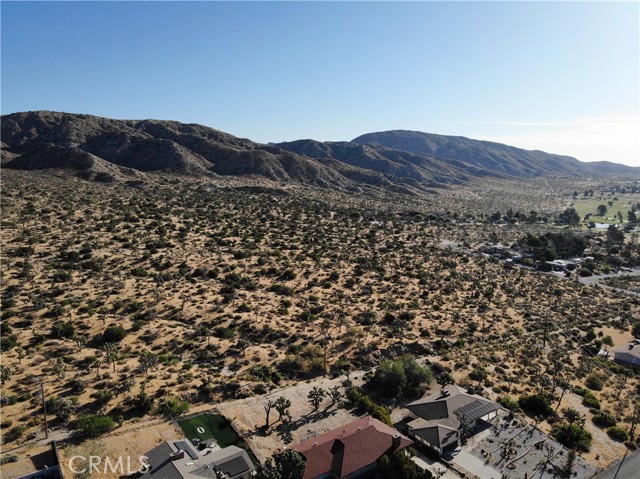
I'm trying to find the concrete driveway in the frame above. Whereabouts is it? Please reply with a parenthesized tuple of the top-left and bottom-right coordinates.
(411, 450, 461, 479)
(445, 448, 502, 479)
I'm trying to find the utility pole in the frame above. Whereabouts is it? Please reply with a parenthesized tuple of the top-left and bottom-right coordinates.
(542, 314, 549, 349)
(40, 379, 49, 439)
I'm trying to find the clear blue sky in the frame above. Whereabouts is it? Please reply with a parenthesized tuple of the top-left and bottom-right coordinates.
(2, 1, 639, 165)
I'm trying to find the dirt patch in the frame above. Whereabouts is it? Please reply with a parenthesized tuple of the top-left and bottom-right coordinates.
(218, 374, 363, 462)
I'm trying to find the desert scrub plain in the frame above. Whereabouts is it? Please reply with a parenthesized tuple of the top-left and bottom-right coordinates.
(1, 170, 639, 470)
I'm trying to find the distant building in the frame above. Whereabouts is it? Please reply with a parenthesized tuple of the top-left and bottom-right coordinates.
(293, 415, 412, 479)
(142, 440, 255, 479)
(613, 343, 640, 368)
(405, 385, 500, 455)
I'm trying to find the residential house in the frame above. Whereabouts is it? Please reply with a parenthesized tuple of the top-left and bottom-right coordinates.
(613, 343, 640, 368)
(405, 385, 499, 455)
(293, 415, 412, 479)
(142, 440, 255, 479)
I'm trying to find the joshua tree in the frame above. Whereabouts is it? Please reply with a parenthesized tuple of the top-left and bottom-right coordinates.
(563, 407, 585, 428)
(554, 377, 571, 414)
(102, 343, 119, 372)
(72, 333, 87, 351)
(436, 372, 454, 389)
(0, 365, 12, 384)
(53, 358, 66, 379)
(274, 396, 292, 423)
(139, 351, 158, 376)
(307, 386, 326, 411)
(328, 385, 342, 406)
(264, 399, 274, 428)
(237, 339, 251, 357)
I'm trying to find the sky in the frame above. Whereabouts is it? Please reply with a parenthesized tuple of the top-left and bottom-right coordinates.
(2, 1, 639, 165)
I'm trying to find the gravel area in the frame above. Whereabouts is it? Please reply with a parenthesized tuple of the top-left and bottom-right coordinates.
(452, 409, 597, 479)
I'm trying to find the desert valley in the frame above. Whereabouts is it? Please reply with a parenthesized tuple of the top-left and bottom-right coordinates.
(1, 111, 640, 479)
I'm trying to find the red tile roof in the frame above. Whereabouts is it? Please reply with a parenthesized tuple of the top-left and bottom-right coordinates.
(293, 416, 412, 479)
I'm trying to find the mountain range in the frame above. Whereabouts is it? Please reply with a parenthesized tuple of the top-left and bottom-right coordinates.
(2, 111, 637, 194)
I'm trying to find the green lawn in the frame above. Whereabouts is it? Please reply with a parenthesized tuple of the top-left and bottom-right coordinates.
(570, 194, 639, 226)
(178, 413, 240, 448)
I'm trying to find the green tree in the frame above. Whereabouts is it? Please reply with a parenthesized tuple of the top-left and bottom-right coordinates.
(255, 449, 306, 479)
(370, 355, 432, 398)
(558, 208, 580, 226)
(597, 204, 608, 216)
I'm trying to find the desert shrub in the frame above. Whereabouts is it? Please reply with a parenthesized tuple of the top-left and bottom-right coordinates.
(92, 390, 114, 405)
(585, 373, 605, 391)
(499, 396, 519, 411)
(607, 426, 629, 442)
(0, 455, 18, 465)
(100, 325, 127, 343)
(592, 411, 617, 428)
(572, 386, 588, 396)
(368, 355, 432, 398)
(248, 365, 282, 385)
(4, 425, 27, 442)
(346, 387, 392, 426)
(268, 284, 294, 296)
(71, 414, 115, 438)
(552, 424, 592, 451)
(132, 391, 155, 415)
(376, 449, 432, 479)
(519, 394, 553, 418)
(582, 391, 600, 410)
(157, 397, 189, 417)
(51, 321, 75, 338)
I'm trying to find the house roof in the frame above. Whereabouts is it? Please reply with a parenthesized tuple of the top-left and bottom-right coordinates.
(406, 385, 499, 449)
(143, 441, 254, 479)
(614, 344, 640, 360)
(293, 415, 412, 479)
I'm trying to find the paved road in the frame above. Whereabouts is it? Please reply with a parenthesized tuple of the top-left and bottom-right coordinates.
(592, 448, 640, 479)
(578, 270, 640, 296)
(440, 240, 640, 296)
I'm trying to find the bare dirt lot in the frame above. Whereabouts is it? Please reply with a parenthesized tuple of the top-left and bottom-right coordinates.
(218, 373, 365, 462)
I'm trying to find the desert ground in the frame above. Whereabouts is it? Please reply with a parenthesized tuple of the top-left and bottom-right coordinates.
(2, 171, 639, 477)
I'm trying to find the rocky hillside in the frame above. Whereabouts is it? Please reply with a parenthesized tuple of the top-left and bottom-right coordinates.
(2, 112, 637, 192)
(352, 130, 639, 178)
(0, 111, 453, 193)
